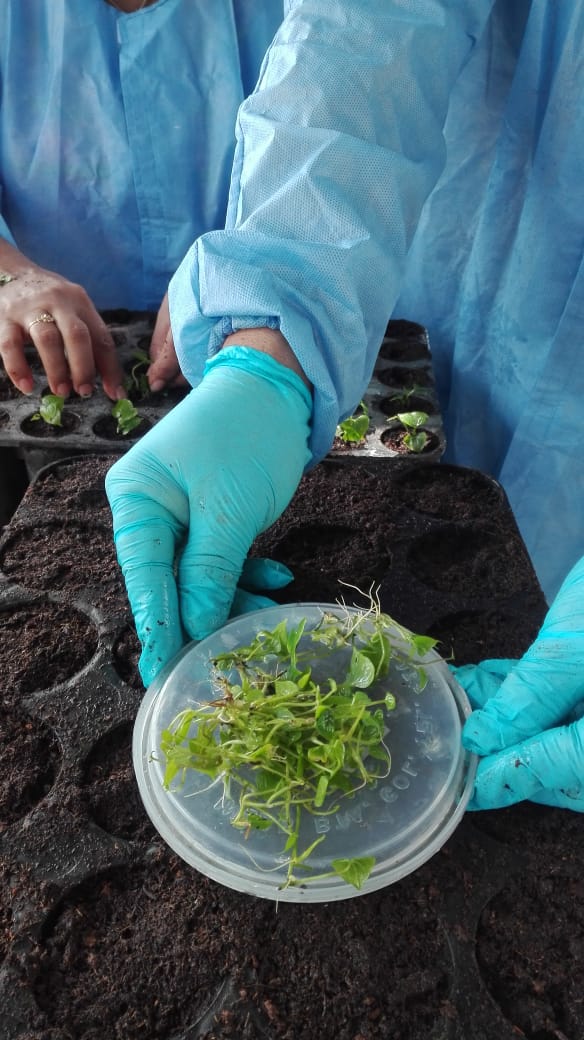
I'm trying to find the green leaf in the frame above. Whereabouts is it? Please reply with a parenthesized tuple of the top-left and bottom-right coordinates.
(384, 692, 397, 711)
(395, 410, 429, 430)
(112, 397, 142, 435)
(331, 856, 376, 890)
(34, 394, 65, 427)
(409, 634, 438, 659)
(315, 708, 335, 738)
(345, 648, 376, 690)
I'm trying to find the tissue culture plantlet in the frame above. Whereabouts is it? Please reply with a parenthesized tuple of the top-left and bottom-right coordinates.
(335, 401, 370, 444)
(386, 410, 430, 453)
(160, 598, 437, 890)
(111, 397, 142, 436)
(31, 393, 65, 427)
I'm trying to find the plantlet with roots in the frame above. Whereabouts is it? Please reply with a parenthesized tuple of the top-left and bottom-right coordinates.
(159, 595, 437, 890)
(386, 410, 430, 453)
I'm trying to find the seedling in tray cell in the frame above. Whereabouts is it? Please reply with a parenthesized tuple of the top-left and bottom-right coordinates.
(387, 382, 431, 409)
(124, 347, 152, 400)
(335, 401, 370, 444)
(386, 410, 430, 453)
(111, 397, 142, 436)
(159, 596, 437, 891)
(31, 393, 65, 427)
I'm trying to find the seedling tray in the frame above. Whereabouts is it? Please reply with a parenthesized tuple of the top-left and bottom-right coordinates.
(0, 316, 444, 471)
(1, 452, 581, 1040)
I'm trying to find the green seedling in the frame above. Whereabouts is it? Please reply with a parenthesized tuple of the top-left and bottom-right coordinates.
(387, 383, 430, 408)
(31, 394, 65, 427)
(335, 401, 370, 444)
(112, 397, 142, 436)
(124, 348, 151, 400)
(386, 410, 430, 453)
(159, 597, 437, 891)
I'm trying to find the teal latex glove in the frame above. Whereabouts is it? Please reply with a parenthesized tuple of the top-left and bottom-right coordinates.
(105, 346, 312, 686)
(453, 555, 584, 812)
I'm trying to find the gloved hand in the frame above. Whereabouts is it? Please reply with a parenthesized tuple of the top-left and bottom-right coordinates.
(454, 554, 584, 812)
(105, 345, 312, 686)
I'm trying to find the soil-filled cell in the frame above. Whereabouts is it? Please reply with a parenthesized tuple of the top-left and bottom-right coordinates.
(380, 426, 441, 456)
(477, 875, 584, 1039)
(0, 523, 126, 612)
(407, 527, 534, 598)
(470, 802, 584, 856)
(28, 851, 453, 1040)
(82, 723, 155, 843)
(252, 464, 400, 605)
(0, 600, 98, 694)
(395, 466, 504, 523)
(0, 408, 8, 428)
(0, 704, 60, 827)
(29, 455, 113, 515)
(376, 366, 434, 390)
(428, 607, 542, 665)
(378, 338, 430, 363)
(379, 393, 437, 416)
(20, 410, 81, 438)
(92, 413, 152, 441)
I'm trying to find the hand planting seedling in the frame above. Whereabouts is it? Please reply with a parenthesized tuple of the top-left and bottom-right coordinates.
(31, 393, 65, 427)
(111, 397, 142, 436)
(159, 598, 437, 891)
(386, 410, 430, 453)
(335, 401, 370, 445)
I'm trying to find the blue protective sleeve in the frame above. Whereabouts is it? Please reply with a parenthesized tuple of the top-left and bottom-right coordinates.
(169, 0, 495, 463)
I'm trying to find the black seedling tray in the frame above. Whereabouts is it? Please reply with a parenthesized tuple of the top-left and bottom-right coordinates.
(1, 450, 581, 1040)
(0, 316, 444, 472)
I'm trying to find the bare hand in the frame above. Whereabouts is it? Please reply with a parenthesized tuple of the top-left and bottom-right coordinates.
(147, 293, 188, 391)
(0, 260, 125, 399)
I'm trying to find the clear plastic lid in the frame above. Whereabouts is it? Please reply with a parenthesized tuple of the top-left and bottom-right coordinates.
(133, 604, 477, 902)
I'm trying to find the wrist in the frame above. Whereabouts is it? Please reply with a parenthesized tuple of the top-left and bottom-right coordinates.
(222, 327, 311, 389)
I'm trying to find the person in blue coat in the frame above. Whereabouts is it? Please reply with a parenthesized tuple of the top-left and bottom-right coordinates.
(1, 0, 582, 810)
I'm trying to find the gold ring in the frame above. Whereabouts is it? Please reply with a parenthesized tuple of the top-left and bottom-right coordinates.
(27, 312, 57, 333)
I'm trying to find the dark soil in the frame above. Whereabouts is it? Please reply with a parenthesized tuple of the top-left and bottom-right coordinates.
(81, 723, 154, 843)
(0, 521, 127, 615)
(92, 413, 152, 441)
(20, 410, 80, 438)
(477, 874, 584, 1039)
(0, 705, 60, 829)
(26, 849, 452, 1040)
(1, 451, 582, 1040)
(0, 600, 98, 693)
(380, 427, 440, 455)
(376, 366, 434, 389)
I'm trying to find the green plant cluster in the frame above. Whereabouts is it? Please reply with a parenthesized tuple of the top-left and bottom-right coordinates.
(160, 604, 436, 890)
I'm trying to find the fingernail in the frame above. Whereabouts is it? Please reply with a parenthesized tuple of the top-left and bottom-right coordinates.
(56, 382, 72, 397)
(18, 378, 35, 395)
(115, 385, 127, 400)
(150, 378, 166, 393)
(78, 383, 94, 398)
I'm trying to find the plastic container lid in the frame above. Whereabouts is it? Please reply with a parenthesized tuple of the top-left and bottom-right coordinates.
(133, 604, 477, 903)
